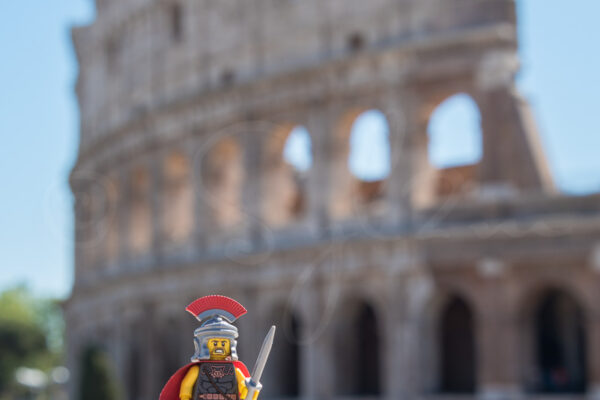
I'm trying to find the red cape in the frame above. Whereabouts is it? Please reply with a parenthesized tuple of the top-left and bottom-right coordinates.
(159, 360, 250, 400)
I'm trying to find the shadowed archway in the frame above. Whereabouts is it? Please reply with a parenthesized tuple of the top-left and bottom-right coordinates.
(532, 289, 587, 393)
(439, 296, 476, 393)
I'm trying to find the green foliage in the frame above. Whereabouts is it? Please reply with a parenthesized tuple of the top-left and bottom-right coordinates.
(78, 346, 122, 400)
(0, 286, 63, 397)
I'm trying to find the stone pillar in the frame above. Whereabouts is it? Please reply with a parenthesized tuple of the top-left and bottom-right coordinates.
(587, 303, 600, 400)
(476, 261, 522, 400)
(304, 102, 334, 237)
(111, 310, 128, 392)
(396, 84, 438, 211)
(396, 270, 435, 398)
(302, 286, 335, 400)
(474, 52, 554, 194)
(382, 288, 405, 400)
(141, 305, 161, 400)
(191, 136, 209, 251)
(73, 192, 85, 285)
(241, 125, 263, 248)
(382, 88, 414, 227)
(150, 154, 164, 263)
(117, 169, 130, 265)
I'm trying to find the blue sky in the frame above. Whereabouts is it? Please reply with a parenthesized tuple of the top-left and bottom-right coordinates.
(0, 1, 599, 299)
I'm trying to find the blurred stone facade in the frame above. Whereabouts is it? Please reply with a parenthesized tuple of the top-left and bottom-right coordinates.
(65, 1, 600, 400)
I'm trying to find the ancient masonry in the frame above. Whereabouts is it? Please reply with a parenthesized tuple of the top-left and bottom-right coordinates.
(66, 1, 600, 400)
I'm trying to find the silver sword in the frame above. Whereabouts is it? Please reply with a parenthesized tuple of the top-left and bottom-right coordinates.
(245, 325, 276, 400)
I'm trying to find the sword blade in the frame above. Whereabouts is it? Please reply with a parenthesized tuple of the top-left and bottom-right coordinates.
(250, 325, 276, 383)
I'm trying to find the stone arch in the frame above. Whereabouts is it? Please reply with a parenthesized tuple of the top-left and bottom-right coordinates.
(438, 295, 477, 393)
(261, 305, 302, 398)
(333, 299, 382, 396)
(262, 124, 312, 228)
(521, 287, 588, 394)
(203, 137, 244, 231)
(128, 167, 152, 255)
(331, 108, 391, 219)
(163, 151, 194, 244)
(414, 92, 483, 208)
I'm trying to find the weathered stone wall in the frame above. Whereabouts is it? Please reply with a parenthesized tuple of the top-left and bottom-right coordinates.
(66, 1, 600, 400)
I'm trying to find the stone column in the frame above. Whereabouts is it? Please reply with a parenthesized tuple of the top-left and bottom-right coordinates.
(191, 136, 210, 251)
(476, 260, 521, 400)
(111, 310, 128, 390)
(73, 192, 85, 284)
(587, 301, 600, 400)
(139, 304, 161, 400)
(302, 285, 335, 400)
(474, 51, 554, 194)
(395, 270, 435, 398)
(150, 154, 164, 263)
(117, 169, 130, 265)
(304, 102, 335, 237)
(241, 125, 263, 248)
(381, 288, 405, 400)
(381, 88, 414, 227)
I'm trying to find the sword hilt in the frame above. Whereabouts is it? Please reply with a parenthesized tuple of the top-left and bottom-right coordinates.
(245, 379, 262, 400)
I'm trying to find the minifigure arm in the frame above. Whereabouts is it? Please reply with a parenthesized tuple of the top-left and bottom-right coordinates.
(236, 368, 249, 399)
(236, 368, 260, 400)
(180, 365, 199, 400)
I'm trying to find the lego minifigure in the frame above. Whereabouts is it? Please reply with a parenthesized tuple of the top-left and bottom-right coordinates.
(159, 295, 275, 400)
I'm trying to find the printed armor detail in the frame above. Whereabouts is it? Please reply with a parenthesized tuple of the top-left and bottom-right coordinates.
(193, 362, 239, 400)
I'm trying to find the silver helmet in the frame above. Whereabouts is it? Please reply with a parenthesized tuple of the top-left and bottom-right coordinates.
(191, 315, 239, 361)
(185, 295, 248, 362)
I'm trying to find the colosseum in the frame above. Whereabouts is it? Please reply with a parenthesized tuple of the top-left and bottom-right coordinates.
(65, 1, 600, 400)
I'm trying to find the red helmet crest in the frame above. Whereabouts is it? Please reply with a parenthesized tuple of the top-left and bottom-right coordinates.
(185, 295, 247, 323)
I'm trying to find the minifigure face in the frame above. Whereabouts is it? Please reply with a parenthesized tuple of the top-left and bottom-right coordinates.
(207, 337, 231, 360)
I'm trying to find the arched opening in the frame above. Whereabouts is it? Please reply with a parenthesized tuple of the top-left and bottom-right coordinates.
(349, 110, 391, 183)
(128, 167, 152, 255)
(263, 310, 301, 398)
(334, 301, 381, 396)
(428, 94, 482, 168)
(203, 138, 243, 231)
(417, 94, 482, 206)
(163, 152, 193, 244)
(332, 109, 390, 219)
(532, 289, 586, 394)
(439, 296, 476, 393)
(263, 125, 312, 227)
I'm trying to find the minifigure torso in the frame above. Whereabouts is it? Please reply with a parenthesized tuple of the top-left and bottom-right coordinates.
(180, 360, 250, 400)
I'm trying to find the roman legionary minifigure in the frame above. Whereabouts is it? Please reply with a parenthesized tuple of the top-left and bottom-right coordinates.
(160, 295, 275, 400)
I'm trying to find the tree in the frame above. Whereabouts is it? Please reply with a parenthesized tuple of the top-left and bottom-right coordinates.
(78, 345, 122, 400)
(0, 286, 62, 398)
